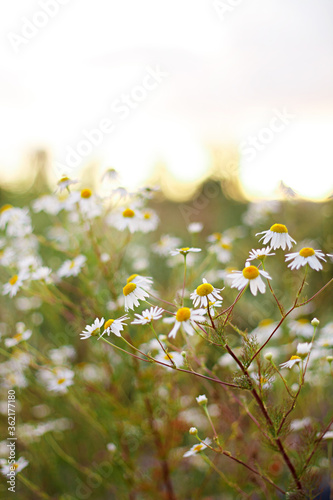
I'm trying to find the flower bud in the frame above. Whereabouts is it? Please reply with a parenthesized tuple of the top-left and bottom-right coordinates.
(264, 352, 273, 361)
(196, 394, 208, 406)
(326, 356, 333, 363)
(311, 318, 320, 327)
(189, 427, 198, 435)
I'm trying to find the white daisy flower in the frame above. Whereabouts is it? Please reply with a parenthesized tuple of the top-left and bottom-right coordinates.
(170, 247, 201, 256)
(183, 438, 211, 457)
(80, 317, 105, 340)
(247, 247, 275, 262)
(321, 322, 333, 336)
(57, 255, 86, 278)
(0, 456, 29, 476)
(101, 168, 120, 184)
(4, 327, 32, 348)
(56, 176, 78, 193)
(209, 240, 232, 264)
(296, 342, 312, 357)
(126, 274, 153, 289)
(250, 319, 282, 342)
(167, 307, 206, 339)
(99, 315, 130, 338)
(323, 431, 333, 440)
(139, 209, 159, 233)
(123, 282, 149, 311)
(208, 300, 223, 316)
(31, 266, 53, 283)
(131, 307, 164, 325)
(39, 367, 74, 393)
(279, 355, 301, 369)
(228, 262, 271, 296)
(196, 394, 208, 405)
(285, 247, 326, 271)
(152, 235, 182, 256)
(289, 319, 314, 338)
(32, 195, 63, 215)
(66, 189, 102, 219)
(250, 373, 275, 389)
(190, 279, 223, 308)
(107, 206, 142, 233)
(2, 270, 29, 298)
(187, 222, 203, 233)
(155, 349, 184, 369)
(0, 206, 32, 236)
(49, 346, 76, 364)
(290, 418, 312, 431)
(256, 223, 296, 250)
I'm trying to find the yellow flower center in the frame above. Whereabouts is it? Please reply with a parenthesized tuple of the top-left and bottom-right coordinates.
(193, 444, 204, 452)
(143, 213, 151, 219)
(213, 232, 222, 241)
(220, 243, 231, 250)
(290, 355, 301, 361)
(13, 333, 22, 342)
(270, 223, 288, 233)
(122, 208, 135, 218)
(69, 260, 76, 269)
(259, 319, 273, 327)
(0, 204, 13, 214)
(58, 176, 70, 184)
(104, 319, 115, 330)
(127, 274, 138, 283)
(176, 307, 191, 322)
(163, 353, 174, 361)
(297, 319, 309, 324)
(180, 247, 190, 252)
(13, 463, 19, 470)
(299, 247, 315, 258)
(80, 188, 92, 199)
(123, 282, 137, 296)
(9, 275, 18, 285)
(196, 283, 214, 297)
(57, 378, 66, 385)
(242, 266, 260, 280)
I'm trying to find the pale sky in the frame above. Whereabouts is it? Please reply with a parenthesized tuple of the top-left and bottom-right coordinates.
(0, 0, 333, 198)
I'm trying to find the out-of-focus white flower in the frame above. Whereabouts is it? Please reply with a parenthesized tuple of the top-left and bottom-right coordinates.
(32, 195, 63, 215)
(290, 417, 312, 431)
(56, 176, 78, 193)
(107, 206, 142, 233)
(57, 255, 86, 278)
(101, 168, 120, 184)
(188, 222, 203, 233)
(242, 200, 280, 226)
(228, 262, 271, 296)
(2, 270, 29, 298)
(170, 247, 201, 256)
(31, 266, 53, 283)
(49, 346, 76, 365)
(285, 247, 326, 271)
(289, 319, 314, 339)
(183, 438, 211, 457)
(256, 223, 296, 250)
(152, 235, 182, 256)
(39, 367, 74, 393)
(155, 349, 184, 369)
(4, 325, 32, 348)
(296, 342, 312, 358)
(0, 456, 29, 476)
(139, 209, 159, 233)
(209, 239, 232, 264)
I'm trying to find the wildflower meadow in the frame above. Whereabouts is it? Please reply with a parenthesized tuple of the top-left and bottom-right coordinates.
(0, 172, 332, 499)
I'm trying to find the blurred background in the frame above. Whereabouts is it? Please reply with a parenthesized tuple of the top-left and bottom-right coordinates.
(0, 0, 333, 201)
